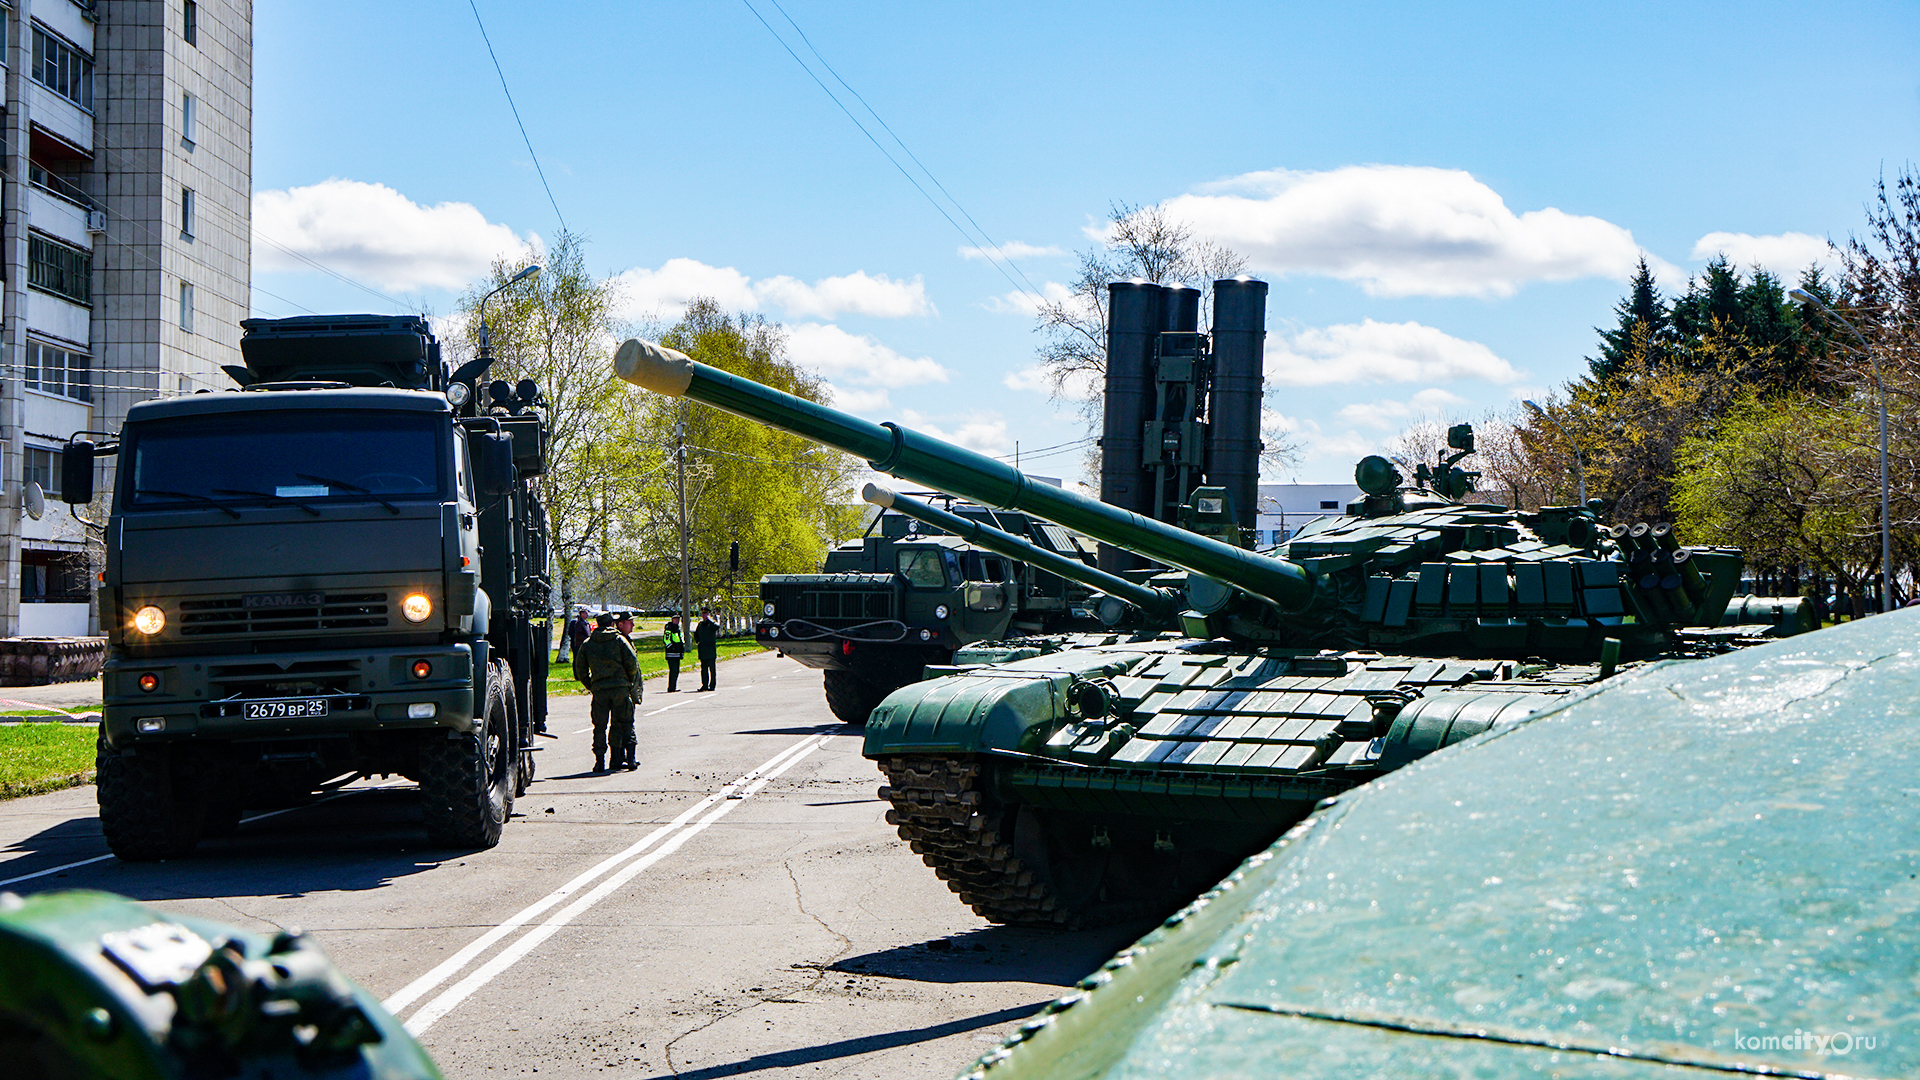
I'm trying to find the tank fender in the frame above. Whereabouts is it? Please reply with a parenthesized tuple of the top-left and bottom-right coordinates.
(863, 651, 1149, 757)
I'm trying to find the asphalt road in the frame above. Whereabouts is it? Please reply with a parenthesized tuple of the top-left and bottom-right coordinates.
(0, 652, 1145, 1079)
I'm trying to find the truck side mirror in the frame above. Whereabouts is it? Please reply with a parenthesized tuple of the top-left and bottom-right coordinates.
(60, 442, 94, 505)
(476, 432, 516, 496)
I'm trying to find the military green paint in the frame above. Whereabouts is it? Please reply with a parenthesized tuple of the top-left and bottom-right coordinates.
(963, 613, 1920, 1079)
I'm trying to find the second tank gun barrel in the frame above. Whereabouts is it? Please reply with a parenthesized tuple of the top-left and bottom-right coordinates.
(863, 484, 1179, 622)
(615, 338, 1317, 612)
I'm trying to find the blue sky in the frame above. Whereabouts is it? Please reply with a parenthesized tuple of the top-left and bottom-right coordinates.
(253, 1, 1919, 483)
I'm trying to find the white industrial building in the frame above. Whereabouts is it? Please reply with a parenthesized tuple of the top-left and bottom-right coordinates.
(1252, 483, 1361, 549)
(0, 0, 250, 637)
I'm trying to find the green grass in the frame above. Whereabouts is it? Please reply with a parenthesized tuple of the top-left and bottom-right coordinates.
(0, 722, 98, 800)
(546, 637, 769, 697)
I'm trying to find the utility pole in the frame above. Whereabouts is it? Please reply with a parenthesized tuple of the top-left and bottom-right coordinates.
(676, 417, 692, 626)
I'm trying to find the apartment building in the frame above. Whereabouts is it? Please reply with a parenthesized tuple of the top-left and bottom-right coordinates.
(0, 0, 250, 636)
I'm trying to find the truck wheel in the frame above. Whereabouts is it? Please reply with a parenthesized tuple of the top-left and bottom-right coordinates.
(96, 730, 205, 861)
(823, 670, 893, 727)
(419, 662, 515, 848)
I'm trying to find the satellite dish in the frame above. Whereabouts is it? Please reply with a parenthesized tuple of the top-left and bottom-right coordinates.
(23, 481, 44, 521)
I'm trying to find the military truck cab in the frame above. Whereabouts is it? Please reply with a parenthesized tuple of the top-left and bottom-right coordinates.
(66, 315, 552, 860)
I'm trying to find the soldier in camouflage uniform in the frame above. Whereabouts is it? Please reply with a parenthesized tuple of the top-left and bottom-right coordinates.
(572, 612, 640, 772)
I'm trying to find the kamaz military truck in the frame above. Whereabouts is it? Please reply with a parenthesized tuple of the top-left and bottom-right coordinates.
(62, 314, 552, 859)
(758, 498, 1099, 724)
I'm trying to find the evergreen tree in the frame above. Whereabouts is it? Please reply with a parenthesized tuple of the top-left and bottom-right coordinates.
(1589, 258, 1670, 382)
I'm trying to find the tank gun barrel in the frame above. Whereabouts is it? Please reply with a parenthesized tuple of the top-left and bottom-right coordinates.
(863, 484, 1180, 622)
(616, 339, 1315, 611)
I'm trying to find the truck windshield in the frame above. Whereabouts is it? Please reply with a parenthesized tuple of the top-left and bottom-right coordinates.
(126, 411, 445, 509)
(896, 547, 952, 588)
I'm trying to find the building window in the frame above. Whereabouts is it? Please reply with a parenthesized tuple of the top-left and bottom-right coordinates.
(21, 549, 90, 603)
(181, 187, 195, 238)
(31, 26, 94, 112)
(25, 340, 92, 403)
(183, 0, 197, 45)
(181, 91, 197, 148)
(1319, 500, 1339, 510)
(179, 282, 194, 332)
(23, 447, 61, 501)
(27, 233, 91, 304)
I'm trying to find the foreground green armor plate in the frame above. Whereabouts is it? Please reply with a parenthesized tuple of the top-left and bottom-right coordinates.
(962, 611, 1919, 1079)
(0, 890, 439, 1079)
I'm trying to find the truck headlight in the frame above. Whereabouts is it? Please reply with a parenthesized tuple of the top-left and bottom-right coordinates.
(132, 606, 165, 635)
(934, 605, 950, 620)
(763, 603, 775, 616)
(402, 594, 433, 623)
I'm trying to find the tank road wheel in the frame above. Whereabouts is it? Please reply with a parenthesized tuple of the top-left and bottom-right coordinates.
(96, 730, 206, 861)
(823, 670, 893, 727)
(878, 755, 1073, 927)
(419, 661, 515, 849)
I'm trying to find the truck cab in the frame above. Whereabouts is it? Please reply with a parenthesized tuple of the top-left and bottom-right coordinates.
(68, 315, 552, 860)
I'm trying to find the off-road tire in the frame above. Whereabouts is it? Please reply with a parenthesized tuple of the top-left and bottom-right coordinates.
(96, 730, 206, 861)
(823, 670, 893, 727)
(419, 661, 515, 848)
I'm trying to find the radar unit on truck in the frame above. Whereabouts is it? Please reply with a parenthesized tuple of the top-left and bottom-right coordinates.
(63, 314, 553, 859)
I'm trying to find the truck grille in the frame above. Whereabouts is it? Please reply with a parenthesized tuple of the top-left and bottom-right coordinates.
(762, 582, 894, 625)
(178, 593, 390, 637)
(208, 658, 364, 698)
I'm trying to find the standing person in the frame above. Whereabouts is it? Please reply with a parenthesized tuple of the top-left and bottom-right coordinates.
(694, 608, 720, 691)
(572, 612, 639, 772)
(566, 606, 593, 657)
(661, 615, 686, 692)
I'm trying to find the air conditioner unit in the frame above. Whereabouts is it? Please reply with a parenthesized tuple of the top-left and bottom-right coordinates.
(86, 210, 107, 233)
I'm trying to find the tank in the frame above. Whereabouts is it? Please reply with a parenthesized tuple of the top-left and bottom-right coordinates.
(613, 339, 1802, 926)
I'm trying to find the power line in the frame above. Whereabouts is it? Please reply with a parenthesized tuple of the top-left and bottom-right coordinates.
(468, 0, 567, 233)
(763, 0, 1046, 300)
(739, 0, 1042, 309)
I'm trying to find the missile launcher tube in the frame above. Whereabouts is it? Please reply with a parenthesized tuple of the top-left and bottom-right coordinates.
(615, 338, 1317, 611)
(862, 483, 1179, 620)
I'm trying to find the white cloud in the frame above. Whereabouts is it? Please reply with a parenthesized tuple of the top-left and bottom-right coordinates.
(755, 271, 931, 319)
(613, 258, 759, 320)
(786, 323, 950, 388)
(1163, 165, 1650, 297)
(253, 179, 531, 292)
(1335, 388, 1471, 430)
(1266, 320, 1523, 387)
(960, 241, 1066, 262)
(612, 259, 931, 322)
(987, 280, 1077, 316)
(1691, 231, 1836, 279)
(898, 410, 1012, 458)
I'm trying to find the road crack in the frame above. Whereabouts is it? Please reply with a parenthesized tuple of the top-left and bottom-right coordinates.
(662, 855, 855, 1076)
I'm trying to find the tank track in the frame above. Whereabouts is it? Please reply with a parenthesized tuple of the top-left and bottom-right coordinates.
(878, 754, 1070, 926)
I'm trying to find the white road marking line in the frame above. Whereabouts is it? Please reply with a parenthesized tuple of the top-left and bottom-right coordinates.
(401, 734, 821, 1030)
(0, 853, 113, 887)
(643, 700, 691, 717)
(399, 734, 826, 1034)
(382, 733, 824, 1019)
(570, 727, 591, 734)
(0, 780, 407, 889)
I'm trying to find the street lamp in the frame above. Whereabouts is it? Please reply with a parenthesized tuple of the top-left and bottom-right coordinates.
(1523, 400, 1585, 505)
(1790, 287, 1894, 613)
(477, 264, 542, 361)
